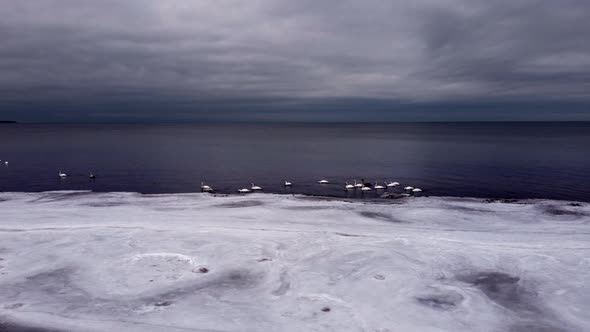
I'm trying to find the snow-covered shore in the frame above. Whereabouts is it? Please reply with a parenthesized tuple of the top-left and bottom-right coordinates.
(0, 191, 589, 332)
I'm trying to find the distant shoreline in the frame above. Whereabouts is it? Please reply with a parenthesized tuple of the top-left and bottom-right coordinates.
(0, 120, 17, 123)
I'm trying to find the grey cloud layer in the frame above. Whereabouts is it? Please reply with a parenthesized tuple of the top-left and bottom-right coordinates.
(1, 0, 589, 120)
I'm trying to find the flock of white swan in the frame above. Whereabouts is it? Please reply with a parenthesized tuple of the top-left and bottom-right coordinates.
(201, 179, 422, 194)
(2, 163, 422, 195)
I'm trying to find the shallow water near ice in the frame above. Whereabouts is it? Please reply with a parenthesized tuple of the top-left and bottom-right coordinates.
(0, 191, 589, 332)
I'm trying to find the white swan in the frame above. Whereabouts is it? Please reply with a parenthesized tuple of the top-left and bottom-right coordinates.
(354, 180, 363, 188)
(238, 188, 251, 193)
(89, 172, 96, 179)
(200, 182, 213, 192)
(58, 170, 67, 178)
(386, 181, 399, 187)
(404, 186, 414, 191)
(345, 182, 354, 190)
(318, 179, 329, 184)
(412, 188, 423, 193)
(361, 186, 372, 191)
(374, 183, 385, 189)
(251, 183, 262, 190)
(284, 181, 292, 186)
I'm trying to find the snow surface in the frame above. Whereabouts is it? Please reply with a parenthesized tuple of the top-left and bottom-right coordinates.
(0, 191, 589, 332)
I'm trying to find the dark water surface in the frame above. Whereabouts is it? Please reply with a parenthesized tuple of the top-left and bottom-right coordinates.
(0, 122, 588, 201)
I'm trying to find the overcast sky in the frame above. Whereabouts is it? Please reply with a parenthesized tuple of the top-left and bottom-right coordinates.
(1, 0, 589, 122)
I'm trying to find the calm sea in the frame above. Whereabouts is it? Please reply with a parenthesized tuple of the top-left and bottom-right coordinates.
(0, 122, 588, 201)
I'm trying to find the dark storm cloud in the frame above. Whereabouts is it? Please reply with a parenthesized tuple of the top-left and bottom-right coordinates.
(0, 0, 589, 121)
(418, 0, 590, 99)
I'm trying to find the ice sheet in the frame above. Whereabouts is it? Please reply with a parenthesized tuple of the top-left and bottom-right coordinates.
(0, 192, 589, 331)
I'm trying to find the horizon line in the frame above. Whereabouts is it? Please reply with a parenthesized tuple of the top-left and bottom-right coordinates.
(4, 120, 590, 125)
